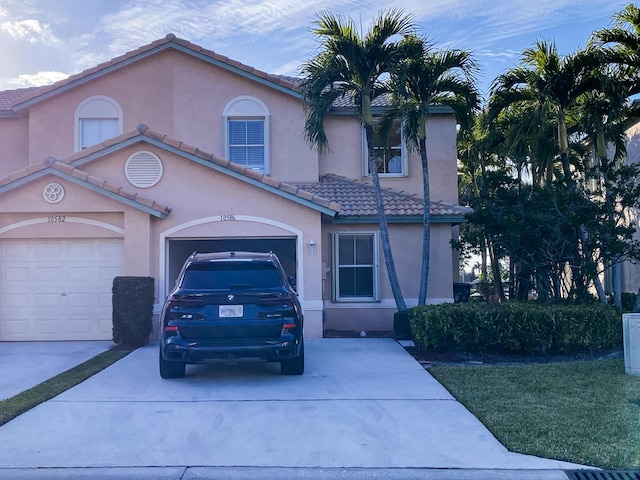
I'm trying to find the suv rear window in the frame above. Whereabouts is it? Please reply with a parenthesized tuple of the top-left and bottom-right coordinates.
(181, 262, 283, 290)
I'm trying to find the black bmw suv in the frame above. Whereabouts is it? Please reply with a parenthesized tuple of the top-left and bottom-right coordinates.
(159, 251, 304, 378)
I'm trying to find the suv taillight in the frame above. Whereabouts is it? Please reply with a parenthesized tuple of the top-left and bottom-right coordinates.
(281, 323, 298, 335)
(166, 294, 205, 309)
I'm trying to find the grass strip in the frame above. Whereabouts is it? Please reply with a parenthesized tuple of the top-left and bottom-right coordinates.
(430, 359, 640, 470)
(0, 348, 133, 427)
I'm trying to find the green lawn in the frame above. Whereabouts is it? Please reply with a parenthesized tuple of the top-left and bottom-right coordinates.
(429, 359, 640, 469)
(0, 349, 133, 427)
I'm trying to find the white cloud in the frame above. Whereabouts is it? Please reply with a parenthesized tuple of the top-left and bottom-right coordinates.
(4, 70, 68, 88)
(1, 19, 59, 45)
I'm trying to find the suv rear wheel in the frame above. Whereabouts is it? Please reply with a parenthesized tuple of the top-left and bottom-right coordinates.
(280, 340, 304, 375)
(159, 350, 186, 378)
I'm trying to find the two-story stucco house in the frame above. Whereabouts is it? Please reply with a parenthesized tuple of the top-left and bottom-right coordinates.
(0, 34, 470, 341)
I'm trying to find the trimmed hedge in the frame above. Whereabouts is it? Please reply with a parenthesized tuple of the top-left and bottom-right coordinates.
(112, 276, 154, 347)
(410, 302, 622, 355)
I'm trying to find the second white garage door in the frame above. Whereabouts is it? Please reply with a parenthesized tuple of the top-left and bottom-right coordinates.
(0, 238, 123, 341)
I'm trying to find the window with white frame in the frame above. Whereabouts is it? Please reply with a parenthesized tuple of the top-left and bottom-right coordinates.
(332, 232, 379, 301)
(75, 96, 123, 151)
(364, 117, 406, 176)
(228, 119, 265, 170)
(223, 96, 270, 173)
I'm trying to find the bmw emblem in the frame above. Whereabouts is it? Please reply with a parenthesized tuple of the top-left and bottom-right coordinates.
(228, 294, 234, 301)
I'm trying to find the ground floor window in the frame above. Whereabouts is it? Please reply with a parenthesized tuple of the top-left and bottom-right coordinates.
(332, 232, 379, 301)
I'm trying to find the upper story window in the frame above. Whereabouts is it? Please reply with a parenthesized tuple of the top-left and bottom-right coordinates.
(223, 96, 270, 174)
(332, 231, 380, 302)
(75, 96, 123, 151)
(364, 117, 406, 177)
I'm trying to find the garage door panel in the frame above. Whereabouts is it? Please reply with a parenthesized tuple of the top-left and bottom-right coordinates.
(99, 242, 123, 257)
(67, 266, 93, 282)
(34, 293, 60, 307)
(0, 238, 123, 341)
(36, 266, 62, 282)
(3, 242, 28, 258)
(5, 266, 29, 283)
(4, 319, 28, 335)
(4, 293, 28, 308)
(67, 316, 92, 334)
(34, 318, 59, 334)
(67, 293, 92, 307)
(99, 265, 122, 281)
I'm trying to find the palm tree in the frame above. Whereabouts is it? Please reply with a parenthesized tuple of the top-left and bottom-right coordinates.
(300, 8, 418, 310)
(592, 3, 640, 96)
(381, 36, 479, 305)
(489, 40, 602, 184)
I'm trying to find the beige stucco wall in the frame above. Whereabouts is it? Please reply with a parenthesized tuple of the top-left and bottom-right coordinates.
(0, 117, 29, 173)
(321, 221, 455, 331)
(318, 113, 459, 201)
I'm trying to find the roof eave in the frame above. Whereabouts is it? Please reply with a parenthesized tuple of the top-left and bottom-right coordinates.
(329, 105, 456, 116)
(330, 214, 467, 224)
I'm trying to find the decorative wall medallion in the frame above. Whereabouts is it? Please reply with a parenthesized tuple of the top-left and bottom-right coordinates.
(43, 183, 65, 204)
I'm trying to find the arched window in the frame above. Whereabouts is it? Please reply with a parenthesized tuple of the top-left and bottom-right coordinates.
(223, 96, 270, 174)
(74, 96, 123, 151)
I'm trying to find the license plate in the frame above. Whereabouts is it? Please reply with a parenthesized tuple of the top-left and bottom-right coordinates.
(219, 305, 243, 318)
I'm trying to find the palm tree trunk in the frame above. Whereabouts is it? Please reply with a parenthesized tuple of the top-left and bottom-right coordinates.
(612, 262, 622, 310)
(365, 123, 406, 311)
(557, 109, 572, 181)
(418, 136, 430, 305)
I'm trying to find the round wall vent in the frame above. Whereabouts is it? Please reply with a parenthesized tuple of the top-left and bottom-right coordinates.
(125, 151, 163, 188)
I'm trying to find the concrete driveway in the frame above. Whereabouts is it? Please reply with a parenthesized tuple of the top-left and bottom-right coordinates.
(0, 339, 584, 471)
(0, 341, 114, 400)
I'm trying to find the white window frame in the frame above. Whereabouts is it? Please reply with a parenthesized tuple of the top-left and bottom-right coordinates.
(222, 96, 270, 174)
(74, 95, 123, 152)
(363, 117, 407, 177)
(331, 231, 380, 302)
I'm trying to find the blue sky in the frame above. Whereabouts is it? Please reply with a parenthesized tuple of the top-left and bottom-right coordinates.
(0, 0, 627, 98)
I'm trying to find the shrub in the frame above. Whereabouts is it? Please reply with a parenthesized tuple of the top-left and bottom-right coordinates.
(410, 302, 622, 355)
(393, 309, 412, 340)
(112, 276, 155, 347)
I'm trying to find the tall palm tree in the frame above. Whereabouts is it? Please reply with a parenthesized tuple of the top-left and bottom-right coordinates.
(592, 3, 640, 96)
(381, 36, 479, 305)
(300, 9, 418, 310)
(489, 40, 602, 183)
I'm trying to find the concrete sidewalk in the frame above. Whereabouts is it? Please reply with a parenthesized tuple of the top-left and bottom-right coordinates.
(0, 339, 588, 478)
(0, 340, 114, 400)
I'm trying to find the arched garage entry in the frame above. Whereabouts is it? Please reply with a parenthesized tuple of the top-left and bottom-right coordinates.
(167, 237, 297, 292)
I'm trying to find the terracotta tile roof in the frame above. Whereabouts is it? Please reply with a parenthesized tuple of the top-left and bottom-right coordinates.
(330, 92, 391, 109)
(58, 124, 341, 215)
(0, 158, 171, 218)
(0, 87, 40, 113)
(293, 174, 472, 220)
(9, 34, 301, 111)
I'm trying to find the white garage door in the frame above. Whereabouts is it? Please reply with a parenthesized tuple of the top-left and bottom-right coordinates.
(0, 239, 123, 341)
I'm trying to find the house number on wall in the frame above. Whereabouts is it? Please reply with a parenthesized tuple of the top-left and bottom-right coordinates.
(221, 214, 236, 221)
